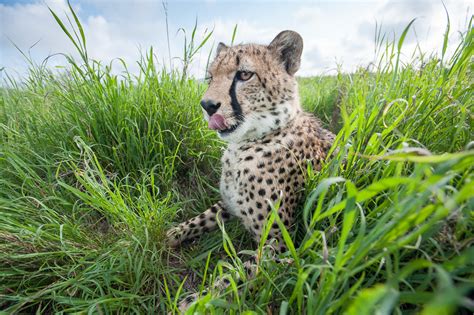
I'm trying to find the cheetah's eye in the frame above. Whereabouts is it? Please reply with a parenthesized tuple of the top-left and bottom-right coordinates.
(236, 71, 254, 81)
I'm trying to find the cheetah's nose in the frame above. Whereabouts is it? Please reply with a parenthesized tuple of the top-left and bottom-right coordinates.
(200, 100, 221, 116)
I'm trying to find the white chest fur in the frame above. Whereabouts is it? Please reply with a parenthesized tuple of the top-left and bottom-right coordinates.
(219, 144, 242, 216)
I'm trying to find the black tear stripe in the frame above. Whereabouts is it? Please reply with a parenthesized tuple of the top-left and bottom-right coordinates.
(229, 76, 244, 120)
(236, 55, 240, 66)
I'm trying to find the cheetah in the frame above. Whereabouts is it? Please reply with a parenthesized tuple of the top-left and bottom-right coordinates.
(167, 29, 335, 311)
(167, 30, 334, 253)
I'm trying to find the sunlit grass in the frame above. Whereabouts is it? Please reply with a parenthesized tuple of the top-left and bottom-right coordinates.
(0, 4, 473, 314)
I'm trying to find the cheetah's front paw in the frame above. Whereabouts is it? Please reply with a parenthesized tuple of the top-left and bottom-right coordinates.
(166, 226, 182, 247)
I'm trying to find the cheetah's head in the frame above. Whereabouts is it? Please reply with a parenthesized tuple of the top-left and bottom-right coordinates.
(201, 30, 303, 143)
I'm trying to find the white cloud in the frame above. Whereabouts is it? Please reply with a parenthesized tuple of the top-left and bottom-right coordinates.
(185, 0, 471, 77)
(0, 0, 69, 49)
(0, 0, 172, 78)
(290, 0, 471, 75)
(0, 0, 471, 80)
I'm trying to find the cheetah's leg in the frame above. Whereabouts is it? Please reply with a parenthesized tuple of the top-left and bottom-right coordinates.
(263, 230, 288, 254)
(254, 206, 294, 255)
(166, 201, 231, 247)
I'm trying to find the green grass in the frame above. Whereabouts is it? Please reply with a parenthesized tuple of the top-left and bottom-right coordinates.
(1, 6, 473, 315)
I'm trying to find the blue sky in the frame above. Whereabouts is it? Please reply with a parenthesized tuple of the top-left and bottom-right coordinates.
(0, 0, 472, 79)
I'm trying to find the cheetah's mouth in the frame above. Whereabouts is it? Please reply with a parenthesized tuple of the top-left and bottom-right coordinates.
(208, 113, 243, 135)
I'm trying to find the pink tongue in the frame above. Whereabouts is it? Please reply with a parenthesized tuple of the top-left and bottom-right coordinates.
(208, 114, 228, 130)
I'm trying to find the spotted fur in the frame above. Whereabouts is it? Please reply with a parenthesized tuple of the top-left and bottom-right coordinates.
(167, 30, 334, 251)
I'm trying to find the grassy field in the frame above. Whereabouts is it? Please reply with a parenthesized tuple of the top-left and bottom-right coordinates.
(1, 8, 473, 315)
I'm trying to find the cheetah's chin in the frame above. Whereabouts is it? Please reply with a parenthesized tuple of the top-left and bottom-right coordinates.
(208, 113, 242, 135)
(217, 122, 241, 135)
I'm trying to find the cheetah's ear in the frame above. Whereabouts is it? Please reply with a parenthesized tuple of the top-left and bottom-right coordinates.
(216, 42, 228, 55)
(268, 30, 303, 75)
